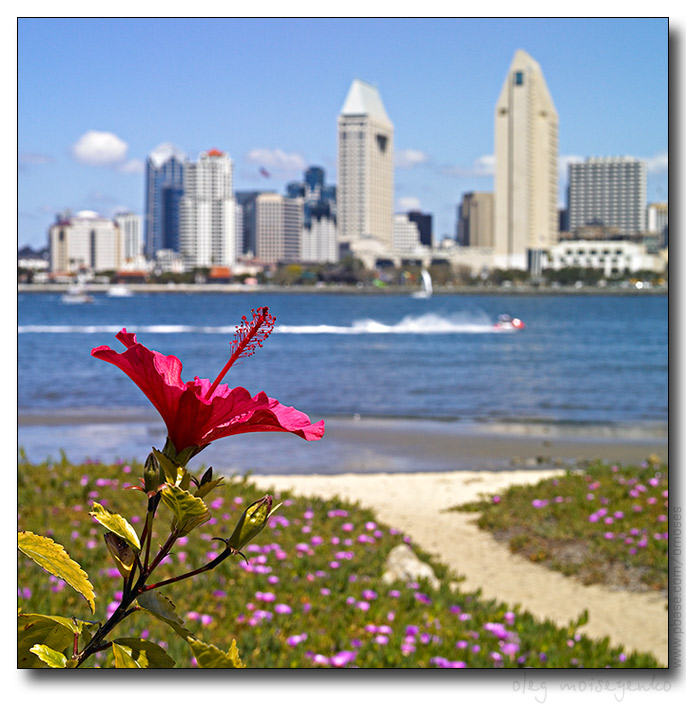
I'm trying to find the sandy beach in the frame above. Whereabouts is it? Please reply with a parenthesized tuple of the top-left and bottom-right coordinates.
(248, 469, 668, 666)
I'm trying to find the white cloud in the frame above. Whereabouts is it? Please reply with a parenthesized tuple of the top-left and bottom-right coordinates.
(396, 148, 429, 169)
(117, 158, 145, 174)
(646, 151, 668, 174)
(441, 154, 494, 177)
(19, 152, 54, 167)
(244, 147, 307, 173)
(396, 196, 422, 212)
(72, 131, 128, 166)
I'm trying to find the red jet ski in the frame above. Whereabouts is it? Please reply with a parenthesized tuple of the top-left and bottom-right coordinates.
(493, 314, 525, 330)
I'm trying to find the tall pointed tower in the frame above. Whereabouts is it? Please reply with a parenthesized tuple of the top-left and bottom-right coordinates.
(494, 50, 558, 267)
(337, 79, 394, 250)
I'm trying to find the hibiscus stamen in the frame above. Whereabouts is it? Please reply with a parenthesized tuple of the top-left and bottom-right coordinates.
(206, 307, 275, 399)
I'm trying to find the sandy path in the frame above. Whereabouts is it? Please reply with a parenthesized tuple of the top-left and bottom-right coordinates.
(248, 470, 668, 665)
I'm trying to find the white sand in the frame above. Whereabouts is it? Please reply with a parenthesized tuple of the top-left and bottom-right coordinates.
(248, 470, 668, 665)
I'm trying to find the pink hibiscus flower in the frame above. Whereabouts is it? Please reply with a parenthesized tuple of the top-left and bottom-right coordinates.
(91, 307, 324, 458)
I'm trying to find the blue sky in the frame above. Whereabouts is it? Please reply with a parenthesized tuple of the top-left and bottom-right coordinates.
(18, 17, 669, 249)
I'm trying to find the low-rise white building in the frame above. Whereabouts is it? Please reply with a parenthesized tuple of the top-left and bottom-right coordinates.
(549, 240, 665, 276)
(301, 214, 337, 263)
(49, 210, 123, 273)
(392, 214, 421, 253)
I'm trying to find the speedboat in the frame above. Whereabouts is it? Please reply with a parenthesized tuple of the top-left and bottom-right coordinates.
(107, 286, 133, 297)
(60, 286, 94, 304)
(493, 314, 525, 330)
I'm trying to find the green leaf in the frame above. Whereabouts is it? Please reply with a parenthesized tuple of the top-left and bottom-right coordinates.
(194, 475, 225, 499)
(89, 503, 141, 551)
(153, 447, 191, 490)
(18, 532, 96, 613)
(112, 638, 176, 668)
(159, 484, 211, 536)
(18, 614, 74, 668)
(29, 643, 69, 668)
(188, 637, 244, 668)
(137, 591, 194, 640)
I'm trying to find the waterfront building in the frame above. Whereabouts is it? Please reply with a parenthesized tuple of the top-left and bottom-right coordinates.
(114, 212, 143, 261)
(494, 49, 559, 268)
(49, 210, 122, 273)
(144, 143, 186, 258)
(179, 149, 237, 268)
(549, 239, 665, 277)
(407, 211, 433, 248)
(457, 192, 494, 248)
(392, 214, 422, 253)
(646, 202, 669, 247)
(568, 156, 647, 235)
(236, 191, 266, 257)
(255, 193, 303, 263)
(337, 79, 394, 254)
(289, 166, 338, 263)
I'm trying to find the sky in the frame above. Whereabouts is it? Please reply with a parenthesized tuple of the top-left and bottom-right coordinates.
(17, 16, 670, 250)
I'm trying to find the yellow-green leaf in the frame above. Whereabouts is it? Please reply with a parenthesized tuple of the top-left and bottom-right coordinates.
(30, 643, 68, 668)
(89, 503, 141, 551)
(18, 532, 96, 613)
(18, 614, 74, 668)
(137, 591, 194, 639)
(112, 638, 175, 668)
(188, 637, 244, 668)
(152, 448, 191, 490)
(159, 484, 210, 536)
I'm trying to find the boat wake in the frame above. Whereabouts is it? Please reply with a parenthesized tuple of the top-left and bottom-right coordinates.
(18, 312, 519, 336)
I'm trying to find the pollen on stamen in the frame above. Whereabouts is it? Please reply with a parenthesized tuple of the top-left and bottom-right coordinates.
(230, 306, 275, 362)
(206, 307, 276, 400)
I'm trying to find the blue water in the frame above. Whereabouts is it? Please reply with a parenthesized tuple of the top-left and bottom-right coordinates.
(18, 291, 667, 427)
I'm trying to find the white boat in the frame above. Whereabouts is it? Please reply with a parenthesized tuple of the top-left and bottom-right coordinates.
(60, 286, 94, 304)
(493, 314, 525, 330)
(412, 269, 433, 299)
(107, 286, 133, 297)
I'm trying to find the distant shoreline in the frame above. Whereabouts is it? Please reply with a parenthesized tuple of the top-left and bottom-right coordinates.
(18, 412, 668, 473)
(17, 283, 668, 296)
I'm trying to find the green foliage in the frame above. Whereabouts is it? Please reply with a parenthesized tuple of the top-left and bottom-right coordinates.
(159, 483, 211, 536)
(17, 458, 663, 668)
(188, 637, 244, 668)
(29, 643, 73, 668)
(112, 638, 176, 668)
(18, 531, 96, 613)
(18, 613, 93, 668)
(454, 461, 668, 592)
(89, 503, 141, 552)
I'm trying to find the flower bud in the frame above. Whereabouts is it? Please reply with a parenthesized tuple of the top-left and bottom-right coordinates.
(143, 452, 163, 493)
(104, 532, 136, 580)
(227, 495, 279, 551)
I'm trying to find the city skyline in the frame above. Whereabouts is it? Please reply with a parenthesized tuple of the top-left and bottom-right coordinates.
(18, 18, 668, 250)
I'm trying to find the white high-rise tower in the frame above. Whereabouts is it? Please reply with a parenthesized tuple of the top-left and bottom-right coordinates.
(494, 49, 559, 268)
(179, 149, 237, 268)
(337, 79, 394, 253)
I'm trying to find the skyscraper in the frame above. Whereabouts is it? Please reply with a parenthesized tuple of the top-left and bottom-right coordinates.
(144, 143, 186, 258)
(255, 193, 303, 263)
(179, 149, 237, 268)
(337, 79, 394, 252)
(568, 157, 647, 234)
(458, 193, 494, 248)
(114, 212, 143, 261)
(494, 50, 559, 267)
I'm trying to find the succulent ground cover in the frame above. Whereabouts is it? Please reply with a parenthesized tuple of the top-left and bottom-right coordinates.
(454, 460, 668, 594)
(18, 455, 662, 668)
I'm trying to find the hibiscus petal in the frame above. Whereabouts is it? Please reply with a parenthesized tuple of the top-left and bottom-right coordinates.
(204, 395, 325, 443)
(91, 330, 186, 432)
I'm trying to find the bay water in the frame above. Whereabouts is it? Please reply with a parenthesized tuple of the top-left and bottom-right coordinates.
(18, 291, 668, 473)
